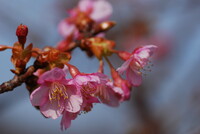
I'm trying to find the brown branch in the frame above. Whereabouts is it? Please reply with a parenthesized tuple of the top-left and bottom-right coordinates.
(0, 61, 47, 94)
(0, 66, 35, 94)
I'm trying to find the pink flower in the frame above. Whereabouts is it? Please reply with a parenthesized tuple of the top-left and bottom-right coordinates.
(97, 81, 124, 107)
(30, 67, 82, 119)
(70, 70, 123, 107)
(72, 73, 101, 112)
(58, 0, 112, 38)
(94, 73, 124, 107)
(78, 0, 113, 22)
(117, 45, 157, 86)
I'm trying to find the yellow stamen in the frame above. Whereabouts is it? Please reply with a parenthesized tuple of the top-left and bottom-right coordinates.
(49, 82, 68, 105)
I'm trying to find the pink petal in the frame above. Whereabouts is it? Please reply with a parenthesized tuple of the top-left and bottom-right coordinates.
(58, 19, 76, 38)
(81, 95, 99, 112)
(90, 0, 113, 22)
(95, 72, 109, 82)
(60, 111, 78, 130)
(126, 68, 142, 87)
(30, 85, 49, 106)
(62, 65, 69, 74)
(86, 95, 99, 104)
(40, 100, 64, 119)
(132, 45, 157, 68)
(117, 57, 134, 74)
(74, 74, 100, 85)
(98, 82, 123, 107)
(106, 83, 123, 107)
(78, 0, 93, 12)
(38, 68, 66, 84)
(134, 45, 157, 59)
(64, 85, 82, 113)
(65, 95, 82, 113)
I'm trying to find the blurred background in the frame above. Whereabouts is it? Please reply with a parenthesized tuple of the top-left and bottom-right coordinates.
(0, 0, 200, 134)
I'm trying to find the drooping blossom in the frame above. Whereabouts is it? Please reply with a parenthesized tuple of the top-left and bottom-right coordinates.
(96, 81, 124, 107)
(72, 71, 124, 107)
(117, 45, 157, 86)
(72, 72, 101, 112)
(30, 67, 82, 119)
(60, 72, 105, 130)
(73, 72, 123, 107)
(94, 73, 124, 107)
(58, 0, 113, 38)
(67, 64, 123, 107)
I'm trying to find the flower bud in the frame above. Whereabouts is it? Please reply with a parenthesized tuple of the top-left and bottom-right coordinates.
(16, 24, 28, 37)
(16, 24, 28, 46)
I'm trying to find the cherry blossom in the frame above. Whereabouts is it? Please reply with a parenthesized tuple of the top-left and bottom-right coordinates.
(95, 73, 124, 107)
(78, 0, 113, 22)
(117, 45, 157, 86)
(72, 73, 101, 112)
(96, 81, 124, 107)
(30, 67, 82, 119)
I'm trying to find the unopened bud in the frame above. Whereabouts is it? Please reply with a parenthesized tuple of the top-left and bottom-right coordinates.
(16, 24, 28, 46)
(16, 24, 28, 37)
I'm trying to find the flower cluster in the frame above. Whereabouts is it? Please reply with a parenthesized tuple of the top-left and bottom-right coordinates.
(0, 0, 157, 131)
(30, 43, 156, 129)
(31, 64, 125, 129)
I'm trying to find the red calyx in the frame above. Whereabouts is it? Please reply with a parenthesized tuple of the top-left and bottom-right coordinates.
(67, 64, 80, 78)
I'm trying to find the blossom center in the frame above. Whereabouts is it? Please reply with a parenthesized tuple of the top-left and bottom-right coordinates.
(49, 82, 68, 101)
(130, 60, 143, 71)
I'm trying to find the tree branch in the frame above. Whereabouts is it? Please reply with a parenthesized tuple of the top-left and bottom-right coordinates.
(0, 66, 35, 94)
(0, 61, 47, 94)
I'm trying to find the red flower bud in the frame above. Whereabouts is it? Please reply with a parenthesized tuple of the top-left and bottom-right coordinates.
(16, 24, 28, 37)
(16, 24, 28, 46)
